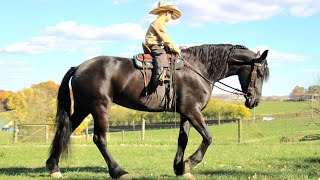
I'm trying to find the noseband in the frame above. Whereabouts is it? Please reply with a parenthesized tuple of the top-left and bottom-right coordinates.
(244, 62, 264, 99)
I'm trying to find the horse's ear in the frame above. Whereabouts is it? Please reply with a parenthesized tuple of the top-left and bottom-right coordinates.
(256, 50, 261, 58)
(258, 50, 269, 63)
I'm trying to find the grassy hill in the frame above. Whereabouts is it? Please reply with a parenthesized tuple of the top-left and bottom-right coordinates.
(0, 111, 15, 121)
(252, 101, 311, 115)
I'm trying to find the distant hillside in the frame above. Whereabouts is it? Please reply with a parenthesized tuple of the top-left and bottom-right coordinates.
(0, 111, 16, 122)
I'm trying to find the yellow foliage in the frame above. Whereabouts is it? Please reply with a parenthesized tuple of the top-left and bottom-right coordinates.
(203, 98, 251, 120)
(0, 91, 12, 101)
(73, 120, 88, 135)
(6, 81, 58, 123)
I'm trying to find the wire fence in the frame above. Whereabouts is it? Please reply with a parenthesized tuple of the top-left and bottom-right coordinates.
(6, 112, 320, 144)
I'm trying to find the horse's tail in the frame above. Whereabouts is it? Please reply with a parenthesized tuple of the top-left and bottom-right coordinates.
(49, 67, 77, 158)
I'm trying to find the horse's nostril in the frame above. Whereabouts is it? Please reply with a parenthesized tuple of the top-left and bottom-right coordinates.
(246, 92, 253, 99)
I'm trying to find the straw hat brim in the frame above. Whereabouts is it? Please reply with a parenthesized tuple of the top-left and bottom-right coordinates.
(149, 5, 181, 20)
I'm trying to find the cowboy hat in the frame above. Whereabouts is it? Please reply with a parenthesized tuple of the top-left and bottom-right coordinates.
(149, 1, 181, 20)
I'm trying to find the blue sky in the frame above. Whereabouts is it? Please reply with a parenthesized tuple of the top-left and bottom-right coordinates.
(0, 0, 319, 96)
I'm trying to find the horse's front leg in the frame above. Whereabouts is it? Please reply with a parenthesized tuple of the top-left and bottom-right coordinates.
(173, 115, 191, 175)
(182, 110, 212, 174)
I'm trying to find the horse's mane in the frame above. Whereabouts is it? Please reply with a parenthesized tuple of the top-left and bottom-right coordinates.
(183, 44, 245, 81)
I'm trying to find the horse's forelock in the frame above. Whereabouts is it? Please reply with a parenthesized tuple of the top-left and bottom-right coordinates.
(263, 61, 270, 82)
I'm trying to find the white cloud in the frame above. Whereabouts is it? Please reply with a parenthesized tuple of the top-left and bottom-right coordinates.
(0, 59, 33, 81)
(175, 0, 320, 24)
(112, 0, 132, 5)
(253, 45, 310, 63)
(0, 36, 109, 55)
(0, 21, 145, 55)
(45, 21, 144, 40)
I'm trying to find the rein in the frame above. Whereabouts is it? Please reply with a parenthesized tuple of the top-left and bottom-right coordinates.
(183, 59, 245, 96)
(182, 59, 262, 97)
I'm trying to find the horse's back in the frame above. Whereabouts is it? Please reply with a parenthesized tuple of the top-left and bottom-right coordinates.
(71, 56, 135, 101)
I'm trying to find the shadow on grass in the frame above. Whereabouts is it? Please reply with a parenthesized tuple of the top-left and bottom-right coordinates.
(305, 157, 320, 164)
(198, 169, 275, 177)
(0, 166, 107, 177)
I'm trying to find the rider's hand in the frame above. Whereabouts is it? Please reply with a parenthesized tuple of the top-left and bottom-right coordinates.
(173, 46, 181, 54)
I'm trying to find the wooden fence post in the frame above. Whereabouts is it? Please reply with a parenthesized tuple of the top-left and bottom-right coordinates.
(238, 119, 242, 143)
(13, 120, 18, 143)
(141, 117, 145, 141)
(45, 125, 49, 143)
(122, 130, 125, 142)
(218, 113, 221, 125)
(85, 125, 89, 142)
(132, 119, 135, 131)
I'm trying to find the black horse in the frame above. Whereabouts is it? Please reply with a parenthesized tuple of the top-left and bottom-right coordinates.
(46, 44, 269, 179)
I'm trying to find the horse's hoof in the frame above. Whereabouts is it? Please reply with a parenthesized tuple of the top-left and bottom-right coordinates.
(49, 172, 63, 178)
(183, 173, 195, 180)
(119, 173, 132, 180)
(184, 161, 192, 173)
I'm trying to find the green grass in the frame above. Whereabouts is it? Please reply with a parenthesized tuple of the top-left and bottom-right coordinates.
(0, 111, 16, 121)
(0, 142, 319, 180)
(253, 101, 311, 115)
(0, 117, 319, 179)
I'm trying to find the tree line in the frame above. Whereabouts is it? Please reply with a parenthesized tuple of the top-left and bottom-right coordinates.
(290, 85, 320, 100)
(1, 81, 252, 126)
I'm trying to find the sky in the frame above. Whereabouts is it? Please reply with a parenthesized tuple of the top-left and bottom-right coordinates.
(0, 0, 319, 96)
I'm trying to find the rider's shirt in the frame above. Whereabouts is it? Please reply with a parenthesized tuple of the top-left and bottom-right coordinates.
(145, 16, 179, 53)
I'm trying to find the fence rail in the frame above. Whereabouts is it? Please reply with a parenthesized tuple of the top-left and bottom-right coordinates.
(11, 114, 320, 143)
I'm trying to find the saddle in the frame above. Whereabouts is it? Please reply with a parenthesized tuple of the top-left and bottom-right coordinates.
(133, 43, 183, 110)
(132, 43, 184, 69)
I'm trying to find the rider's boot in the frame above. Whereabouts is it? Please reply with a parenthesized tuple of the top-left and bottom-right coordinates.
(153, 67, 164, 87)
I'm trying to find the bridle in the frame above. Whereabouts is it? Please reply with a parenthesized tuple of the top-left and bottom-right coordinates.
(183, 58, 265, 98)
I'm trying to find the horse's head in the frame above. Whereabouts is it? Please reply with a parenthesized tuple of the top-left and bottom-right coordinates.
(227, 48, 269, 109)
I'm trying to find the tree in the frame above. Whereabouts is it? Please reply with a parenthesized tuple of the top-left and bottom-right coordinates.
(290, 86, 306, 98)
(307, 85, 320, 94)
(203, 98, 222, 119)
(0, 90, 13, 111)
(7, 81, 59, 123)
(203, 98, 251, 120)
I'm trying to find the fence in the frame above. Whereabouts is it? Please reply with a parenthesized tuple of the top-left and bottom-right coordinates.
(13, 121, 55, 143)
(10, 114, 320, 144)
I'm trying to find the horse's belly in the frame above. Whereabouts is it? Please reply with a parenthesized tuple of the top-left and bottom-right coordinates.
(113, 85, 167, 112)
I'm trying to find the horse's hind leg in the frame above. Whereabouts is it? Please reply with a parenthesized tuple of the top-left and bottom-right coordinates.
(46, 108, 89, 178)
(91, 100, 129, 179)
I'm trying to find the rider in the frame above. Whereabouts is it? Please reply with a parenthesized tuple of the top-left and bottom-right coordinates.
(145, 1, 181, 86)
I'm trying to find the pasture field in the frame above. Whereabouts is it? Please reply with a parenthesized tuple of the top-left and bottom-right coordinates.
(252, 101, 312, 116)
(0, 111, 15, 122)
(0, 116, 319, 179)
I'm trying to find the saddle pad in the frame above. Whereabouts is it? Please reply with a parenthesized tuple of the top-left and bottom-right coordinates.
(132, 54, 184, 69)
(136, 54, 178, 62)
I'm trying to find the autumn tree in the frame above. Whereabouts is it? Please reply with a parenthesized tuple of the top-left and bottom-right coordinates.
(307, 85, 320, 94)
(7, 81, 59, 123)
(0, 90, 13, 111)
(203, 98, 251, 120)
(290, 86, 306, 98)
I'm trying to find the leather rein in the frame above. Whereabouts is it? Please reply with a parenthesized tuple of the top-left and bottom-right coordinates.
(182, 59, 263, 98)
